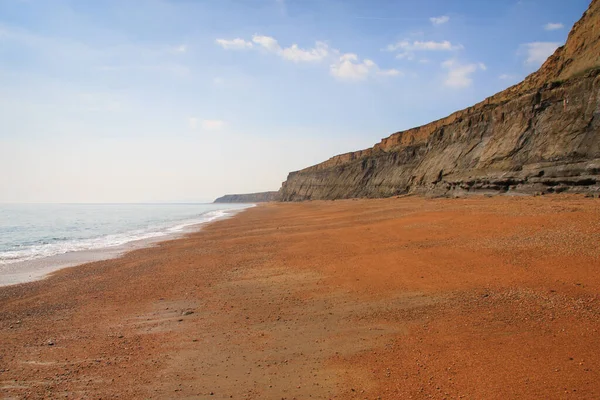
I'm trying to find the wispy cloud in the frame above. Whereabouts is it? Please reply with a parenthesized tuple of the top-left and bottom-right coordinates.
(252, 35, 329, 62)
(217, 35, 329, 62)
(216, 34, 400, 82)
(415, 40, 461, 51)
(385, 39, 463, 62)
(499, 74, 518, 81)
(442, 59, 486, 88)
(330, 53, 402, 81)
(544, 22, 564, 31)
(0, 24, 192, 79)
(215, 38, 253, 50)
(386, 40, 462, 52)
(330, 54, 373, 81)
(430, 16, 450, 25)
(520, 42, 560, 66)
(378, 68, 403, 77)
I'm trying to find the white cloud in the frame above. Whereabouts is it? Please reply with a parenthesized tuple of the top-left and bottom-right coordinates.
(215, 38, 253, 50)
(216, 34, 398, 82)
(430, 16, 450, 25)
(386, 40, 463, 61)
(378, 68, 403, 77)
(330, 53, 401, 81)
(385, 40, 408, 52)
(386, 40, 462, 52)
(281, 42, 329, 62)
(252, 35, 281, 52)
(499, 74, 518, 81)
(189, 117, 198, 129)
(521, 42, 560, 66)
(544, 22, 564, 31)
(442, 59, 486, 88)
(201, 119, 225, 130)
(330, 53, 373, 81)
(413, 40, 462, 51)
(213, 77, 224, 85)
(396, 51, 415, 61)
(251, 35, 329, 62)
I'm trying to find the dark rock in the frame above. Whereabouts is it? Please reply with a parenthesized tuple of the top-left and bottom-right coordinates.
(214, 191, 280, 203)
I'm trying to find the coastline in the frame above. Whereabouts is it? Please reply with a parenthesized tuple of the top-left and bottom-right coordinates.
(1, 195, 599, 399)
(0, 204, 254, 288)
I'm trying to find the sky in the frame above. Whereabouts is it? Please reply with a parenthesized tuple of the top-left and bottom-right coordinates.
(0, 0, 591, 203)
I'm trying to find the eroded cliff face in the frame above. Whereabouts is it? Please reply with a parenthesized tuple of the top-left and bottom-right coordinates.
(279, 0, 600, 201)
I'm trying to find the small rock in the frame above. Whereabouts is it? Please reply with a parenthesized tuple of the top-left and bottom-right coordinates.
(47, 340, 55, 346)
(182, 310, 194, 316)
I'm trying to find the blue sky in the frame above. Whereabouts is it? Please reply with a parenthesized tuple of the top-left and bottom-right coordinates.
(0, 0, 590, 202)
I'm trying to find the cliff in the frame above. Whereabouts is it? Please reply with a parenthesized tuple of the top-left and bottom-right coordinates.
(279, 0, 600, 201)
(214, 191, 280, 203)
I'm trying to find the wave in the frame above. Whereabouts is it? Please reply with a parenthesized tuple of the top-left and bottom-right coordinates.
(0, 208, 240, 266)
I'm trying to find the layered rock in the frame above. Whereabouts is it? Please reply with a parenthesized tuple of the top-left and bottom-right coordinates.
(214, 191, 280, 203)
(279, 0, 600, 201)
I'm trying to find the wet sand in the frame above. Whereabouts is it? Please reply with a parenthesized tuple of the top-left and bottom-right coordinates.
(1, 195, 599, 399)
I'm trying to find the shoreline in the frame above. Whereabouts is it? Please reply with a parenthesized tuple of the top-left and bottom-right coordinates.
(0, 204, 254, 288)
(1, 195, 599, 399)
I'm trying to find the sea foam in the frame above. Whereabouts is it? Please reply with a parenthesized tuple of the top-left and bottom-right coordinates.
(0, 204, 252, 284)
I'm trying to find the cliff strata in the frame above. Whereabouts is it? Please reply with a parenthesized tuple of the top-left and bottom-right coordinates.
(279, 0, 600, 201)
(214, 191, 280, 203)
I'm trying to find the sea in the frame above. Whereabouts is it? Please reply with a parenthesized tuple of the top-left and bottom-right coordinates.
(0, 203, 253, 287)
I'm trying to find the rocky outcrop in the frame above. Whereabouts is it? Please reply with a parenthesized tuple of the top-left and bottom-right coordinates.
(214, 191, 280, 203)
(279, 0, 600, 201)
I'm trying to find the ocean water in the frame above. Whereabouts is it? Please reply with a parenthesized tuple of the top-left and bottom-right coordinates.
(0, 203, 252, 286)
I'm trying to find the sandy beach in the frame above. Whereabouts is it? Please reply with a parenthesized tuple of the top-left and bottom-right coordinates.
(1, 195, 599, 399)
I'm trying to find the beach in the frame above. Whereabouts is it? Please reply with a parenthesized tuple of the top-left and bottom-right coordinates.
(1, 195, 599, 399)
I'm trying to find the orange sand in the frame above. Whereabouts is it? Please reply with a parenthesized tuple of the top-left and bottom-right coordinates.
(1, 195, 599, 399)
